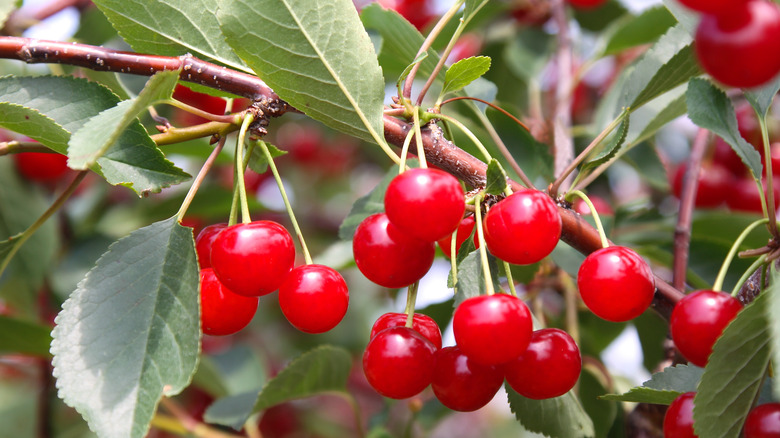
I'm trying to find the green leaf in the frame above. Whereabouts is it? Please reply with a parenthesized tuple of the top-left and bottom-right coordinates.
(452, 250, 500, 307)
(484, 159, 508, 195)
(441, 56, 491, 97)
(600, 365, 704, 404)
(397, 52, 429, 95)
(219, 0, 385, 145)
(619, 25, 701, 112)
(247, 142, 287, 175)
(506, 385, 595, 438)
(68, 70, 179, 169)
(203, 391, 258, 430)
(0, 103, 71, 153)
(628, 85, 687, 146)
(693, 291, 771, 438)
(0, 316, 52, 357)
(578, 367, 617, 438)
(447, 237, 476, 288)
(463, 0, 490, 20)
(744, 74, 780, 118)
(51, 217, 200, 438)
(600, 6, 676, 56)
(580, 114, 629, 174)
(662, 0, 699, 35)
(686, 78, 762, 177)
(768, 269, 780, 400)
(91, 0, 250, 72)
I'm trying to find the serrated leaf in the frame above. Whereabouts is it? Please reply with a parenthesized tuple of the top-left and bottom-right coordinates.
(452, 250, 500, 307)
(0, 316, 53, 357)
(693, 291, 771, 438)
(441, 56, 491, 97)
(580, 114, 629, 174)
(600, 364, 703, 404)
(484, 159, 508, 195)
(662, 0, 699, 35)
(91, 0, 250, 72)
(745, 74, 780, 117)
(686, 78, 763, 177)
(600, 6, 676, 56)
(50, 217, 200, 438)
(247, 142, 287, 175)
(0, 103, 71, 153)
(768, 268, 780, 400)
(619, 25, 701, 112)
(68, 70, 179, 169)
(218, 0, 385, 145)
(506, 385, 595, 438)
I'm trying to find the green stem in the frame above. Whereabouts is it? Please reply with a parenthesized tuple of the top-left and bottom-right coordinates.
(436, 113, 494, 163)
(399, 127, 415, 175)
(0, 171, 87, 279)
(404, 281, 419, 328)
(420, 15, 467, 105)
(567, 190, 609, 248)
(412, 109, 428, 169)
(176, 137, 227, 222)
(163, 99, 240, 124)
(731, 254, 768, 297)
(759, 114, 779, 238)
(713, 218, 769, 292)
(473, 193, 495, 295)
(257, 140, 312, 264)
(449, 229, 459, 295)
(503, 260, 517, 297)
(234, 113, 254, 224)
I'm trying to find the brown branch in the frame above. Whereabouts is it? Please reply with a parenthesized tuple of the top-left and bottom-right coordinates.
(550, 0, 575, 191)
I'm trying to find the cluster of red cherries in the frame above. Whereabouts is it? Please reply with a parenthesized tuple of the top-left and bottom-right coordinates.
(665, 393, 780, 437)
(194, 220, 348, 336)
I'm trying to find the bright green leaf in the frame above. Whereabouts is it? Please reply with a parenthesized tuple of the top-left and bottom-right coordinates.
(506, 385, 595, 438)
(744, 74, 780, 118)
(686, 78, 762, 177)
(218, 0, 385, 145)
(484, 159, 508, 195)
(441, 56, 491, 97)
(693, 291, 771, 438)
(247, 142, 287, 175)
(0, 103, 71, 153)
(600, 6, 676, 56)
(51, 217, 200, 438)
(0, 315, 52, 357)
(600, 365, 704, 404)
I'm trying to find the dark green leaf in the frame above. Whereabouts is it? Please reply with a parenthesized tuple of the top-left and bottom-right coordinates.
(506, 385, 595, 438)
(247, 142, 287, 175)
(686, 78, 762, 177)
(694, 291, 771, 438)
(572, 0, 627, 32)
(580, 114, 629, 174)
(219, 0, 385, 145)
(452, 250, 500, 307)
(447, 237, 476, 288)
(600, 365, 703, 404)
(578, 367, 617, 438)
(441, 56, 491, 97)
(601, 6, 676, 56)
(484, 159, 508, 195)
(0, 316, 52, 357)
(50, 217, 200, 438)
(744, 74, 780, 118)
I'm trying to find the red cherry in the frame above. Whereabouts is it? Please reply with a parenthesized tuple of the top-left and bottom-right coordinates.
(431, 346, 503, 411)
(577, 246, 655, 322)
(677, 0, 746, 15)
(572, 195, 614, 216)
(278, 264, 349, 334)
(671, 163, 734, 208)
(670, 290, 743, 367)
(770, 143, 780, 177)
(483, 190, 562, 265)
(453, 294, 533, 366)
(384, 168, 465, 242)
(199, 268, 258, 336)
(195, 223, 228, 269)
(352, 213, 435, 288)
(370, 312, 442, 350)
(712, 137, 747, 177)
(436, 215, 480, 258)
(663, 392, 698, 438)
(504, 328, 581, 400)
(362, 326, 436, 399)
(565, 0, 607, 9)
(210, 221, 295, 297)
(745, 403, 780, 438)
(694, 0, 780, 88)
(13, 151, 70, 182)
(378, 0, 437, 31)
(726, 176, 780, 213)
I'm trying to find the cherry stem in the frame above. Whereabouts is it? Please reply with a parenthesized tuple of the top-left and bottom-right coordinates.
(439, 96, 532, 133)
(176, 136, 227, 223)
(567, 190, 609, 249)
(0, 170, 87, 279)
(257, 140, 313, 265)
(731, 253, 768, 298)
(449, 229, 459, 295)
(151, 121, 235, 145)
(234, 113, 254, 224)
(398, 128, 415, 175)
(503, 260, 518, 297)
(404, 281, 419, 328)
(472, 193, 495, 296)
(436, 113, 494, 163)
(412, 109, 428, 169)
(0, 141, 52, 155)
(228, 141, 256, 227)
(713, 218, 769, 292)
(759, 115, 779, 238)
(163, 99, 240, 124)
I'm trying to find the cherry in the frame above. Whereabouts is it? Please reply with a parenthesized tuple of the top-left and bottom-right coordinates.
(565, 0, 607, 9)
(378, 0, 437, 31)
(436, 215, 480, 258)
(370, 312, 442, 350)
(199, 268, 258, 336)
(431, 346, 503, 412)
(384, 168, 465, 242)
(694, 0, 780, 88)
(352, 213, 435, 288)
(670, 290, 743, 367)
(663, 392, 698, 438)
(453, 294, 533, 366)
(278, 264, 349, 334)
(13, 151, 70, 183)
(503, 328, 581, 400)
(678, 0, 746, 15)
(210, 221, 295, 297)
(483, 190, 562, 265)
(671, 163, 734, 208)
(745, 403, 780, 438)
(577, 246, 655, 322)
(362, 326, 436, 399)
(770, 143, 780, 177)
(195, 223, 228, 269)
(572, 195, 614, 216)
(712, 137, 747, 177)
(725, 176, 780, 214)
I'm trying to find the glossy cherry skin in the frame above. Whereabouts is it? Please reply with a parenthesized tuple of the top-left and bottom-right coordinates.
(436, 216, 480, 258)
(503, 328, 581, 400)
(195, 223, 228, 269)
(453, 294, 533, 366)
(370, 312, 442, 350)
(745, 403, 780, 438)
(577, 246, 655, 322)
(278, 264, 349, 334)
(384, 168, 465, 243)
(200, 268, 258, 336)
(671, 163, 734, 208)
(362, 326, 437, 399)
(695, 0, 780, 88)
(13, 151, 70, 182)
(352, 213, 435, 288)
(678, 0, 746, 15)
(663, 392, 698, 438)
(670, 290, 743, 367)
(210, 221, 295, 297)
(483, 190, 562, 265)
(431, 346, 503, 411)
(565, 0, 607, 9)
